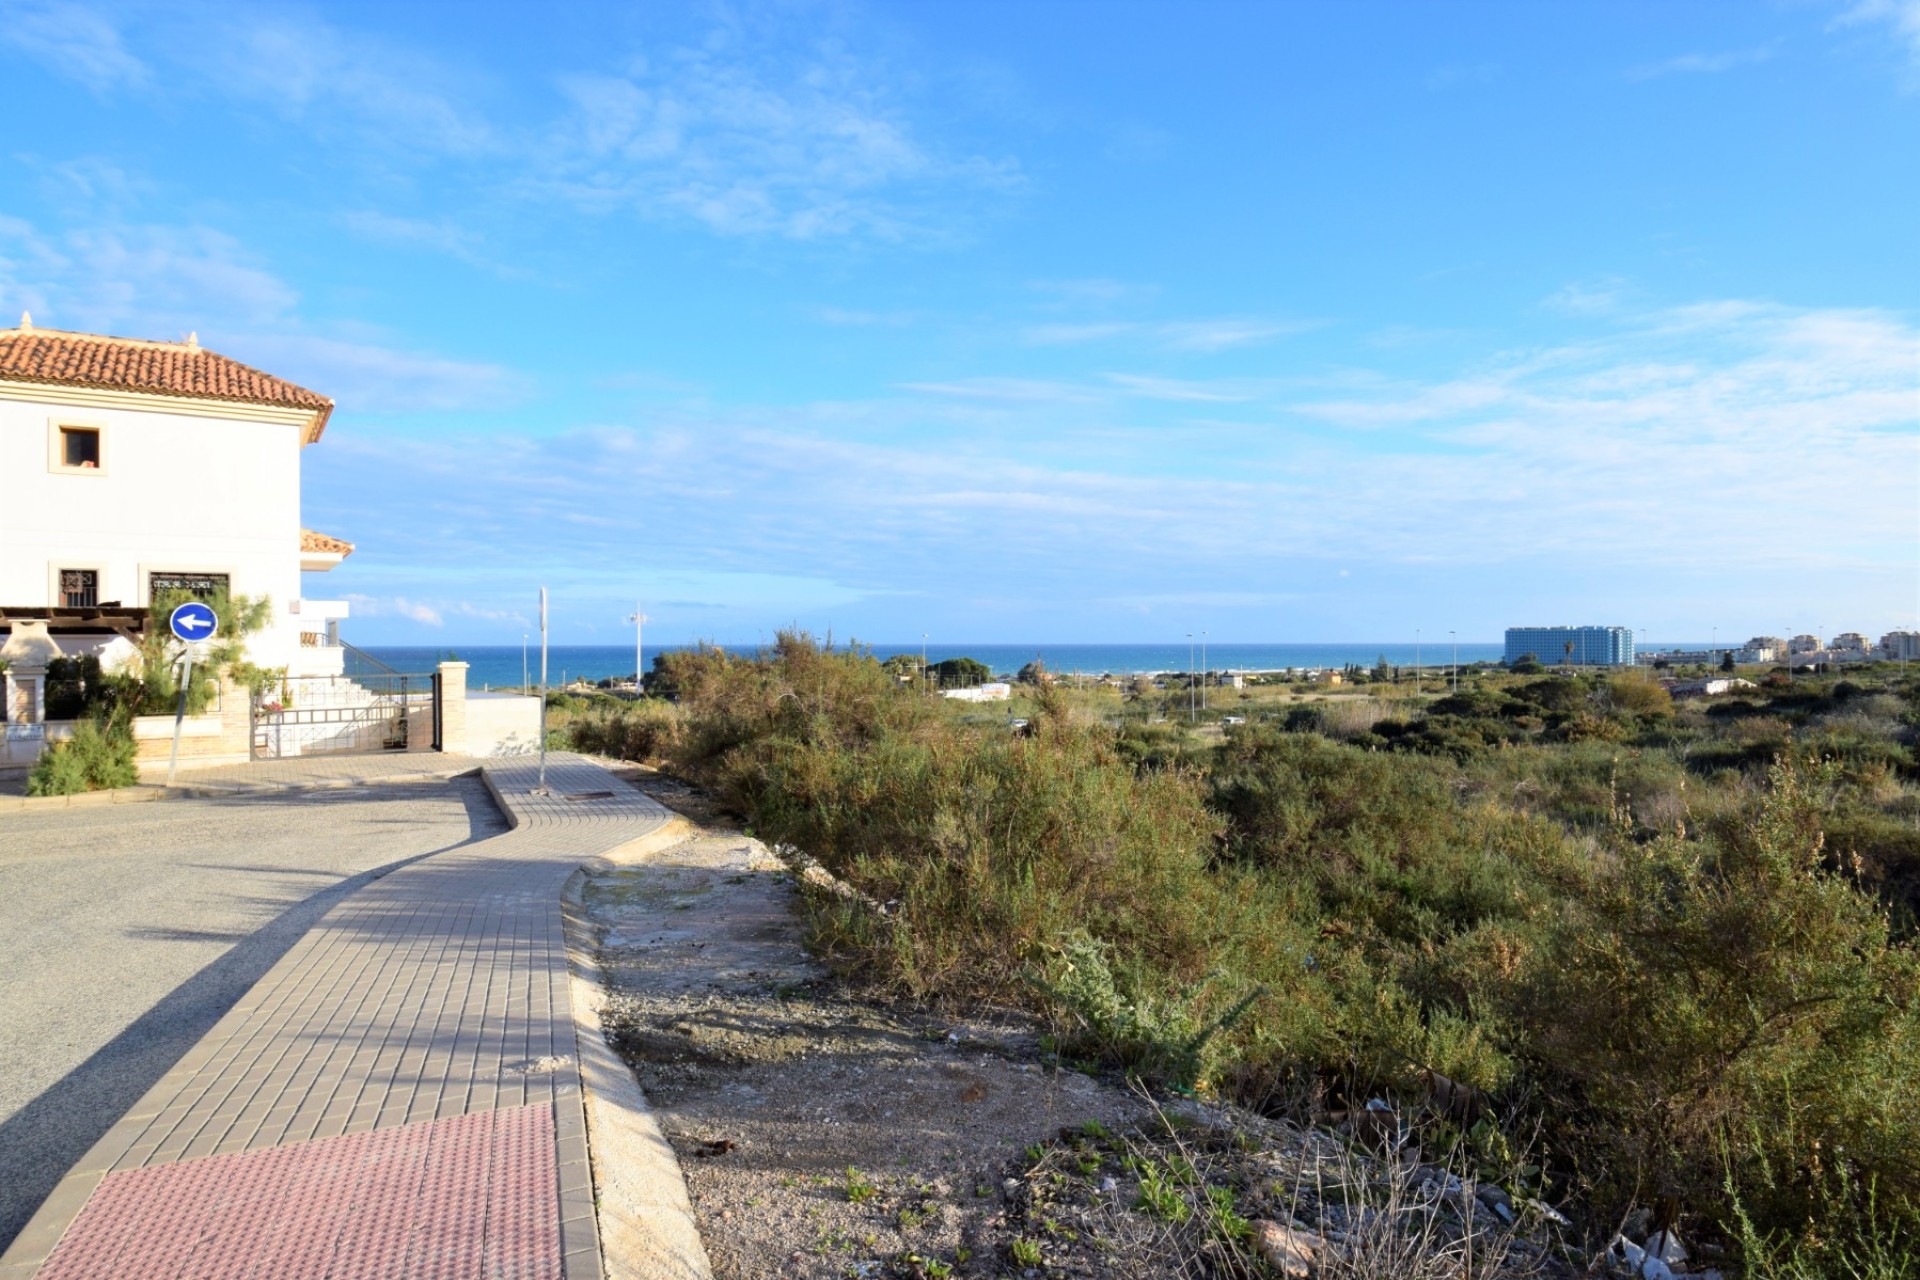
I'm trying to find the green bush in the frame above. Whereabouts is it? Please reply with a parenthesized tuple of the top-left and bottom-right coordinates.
(563, 701, 683, 761)
(642, 638, 1920, 1259)
(1510, 757, 1920, 1238)
(28, 718, 139, 796)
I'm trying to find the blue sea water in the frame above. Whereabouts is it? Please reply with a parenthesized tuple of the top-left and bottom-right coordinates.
(361, 641, 1510, 690)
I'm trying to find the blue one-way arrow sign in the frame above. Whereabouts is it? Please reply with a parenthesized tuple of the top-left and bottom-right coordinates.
(169, 601, 218, 641)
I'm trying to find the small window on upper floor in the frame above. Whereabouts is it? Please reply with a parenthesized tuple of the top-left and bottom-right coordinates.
(59, 425, 101, 470)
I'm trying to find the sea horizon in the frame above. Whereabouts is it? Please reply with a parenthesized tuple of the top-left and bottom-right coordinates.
(346, 639, 1707, 690)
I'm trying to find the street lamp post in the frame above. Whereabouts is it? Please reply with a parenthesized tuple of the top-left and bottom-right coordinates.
(1201, 631, 1208, 712)
(1187, 633, 1195, 723)
(536, 587, 549, 794)
(627, 605, 648, 696)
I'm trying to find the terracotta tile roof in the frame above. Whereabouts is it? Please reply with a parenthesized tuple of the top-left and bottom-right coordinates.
(0, 319, 333, 432)
(300, 528, 355, 557)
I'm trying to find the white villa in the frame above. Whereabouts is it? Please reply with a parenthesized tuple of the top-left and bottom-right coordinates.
(0, 315, 353, 679)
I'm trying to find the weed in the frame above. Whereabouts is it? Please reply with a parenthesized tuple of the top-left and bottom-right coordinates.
(843, 1166, 878, 1204)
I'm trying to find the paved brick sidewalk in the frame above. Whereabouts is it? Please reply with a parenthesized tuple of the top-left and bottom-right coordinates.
(0, 754, 672, 1280)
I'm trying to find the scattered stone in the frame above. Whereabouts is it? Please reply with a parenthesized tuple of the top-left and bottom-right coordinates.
(1250, 1219, 1324, 1278)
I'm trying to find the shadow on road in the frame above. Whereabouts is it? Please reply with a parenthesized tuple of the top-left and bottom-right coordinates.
(0, 778, 506, 1253)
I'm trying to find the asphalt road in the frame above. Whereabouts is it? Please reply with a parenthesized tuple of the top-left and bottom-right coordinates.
(0, 778, 507, 1253)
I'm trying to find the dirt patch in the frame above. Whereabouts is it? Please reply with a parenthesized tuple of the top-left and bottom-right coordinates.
(587, 769, 1576, 1280)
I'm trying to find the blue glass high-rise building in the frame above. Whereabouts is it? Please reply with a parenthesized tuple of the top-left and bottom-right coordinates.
(1504, 625, 1635, 667)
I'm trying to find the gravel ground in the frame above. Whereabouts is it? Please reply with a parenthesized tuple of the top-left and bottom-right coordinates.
(0, 777, 505, 1251)
(588, 777, 1166, 1279)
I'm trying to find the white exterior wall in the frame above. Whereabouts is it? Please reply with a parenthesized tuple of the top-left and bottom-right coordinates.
(0, 390, 307, 669)
(463, 693, 543, 756)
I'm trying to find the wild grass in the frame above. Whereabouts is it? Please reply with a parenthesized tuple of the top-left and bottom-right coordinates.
(566, 635, 1920, 1270)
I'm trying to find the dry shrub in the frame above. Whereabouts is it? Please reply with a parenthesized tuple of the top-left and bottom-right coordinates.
(1321, 698, 1395, 741)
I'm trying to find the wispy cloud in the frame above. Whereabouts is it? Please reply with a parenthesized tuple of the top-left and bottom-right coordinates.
(537, 31, 1019, 240)
(1836, 0, 1920, 65)
(1022, 322, 1136, 345)
(1627, 45, 1776, 80)
(1101, 373, 1252, 403)
(306, 295, 1919, 643)
(1425, 63, 1500, 90)
(0, 0, 148, 91)
(345, 595, 445, 627)
(172, 9, 493, 155)
(1026, 278, 1152, 306)
(1021, 316, 1316, 351)
(811, 305, 923, 327)
(238, 335, 524, 414)
(0, 214, 519, 412)
(4, 4, 1011, 246)
(0, 218, 296, 331)
(895, 377, 1098, 404)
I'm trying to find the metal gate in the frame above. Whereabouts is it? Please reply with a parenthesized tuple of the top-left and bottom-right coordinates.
(251, 646, 437, 760)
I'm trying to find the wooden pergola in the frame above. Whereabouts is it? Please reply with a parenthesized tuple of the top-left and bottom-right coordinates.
(0, 605, 151, 640)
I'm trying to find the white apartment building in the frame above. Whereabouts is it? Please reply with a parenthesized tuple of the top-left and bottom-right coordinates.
(0, 316, 351, 677)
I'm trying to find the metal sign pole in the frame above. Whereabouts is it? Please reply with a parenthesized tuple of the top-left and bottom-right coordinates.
(536, 586, 549, 793)
(162, 601, 218, 786)
(166, 645, 193, 786)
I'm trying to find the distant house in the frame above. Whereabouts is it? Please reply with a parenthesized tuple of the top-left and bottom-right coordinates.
(942, 682, 1012, 703)
(1669, 677, 1758, 698)
(0, 316, 351, 678)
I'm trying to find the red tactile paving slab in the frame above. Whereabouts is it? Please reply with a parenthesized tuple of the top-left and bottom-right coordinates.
(34, 1106, 560, 1280)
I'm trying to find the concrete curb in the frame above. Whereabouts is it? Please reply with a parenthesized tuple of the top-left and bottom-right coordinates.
(559, 818, 713, 1280)
(0, 763, 478, 814)
(0, 785, 168, 814)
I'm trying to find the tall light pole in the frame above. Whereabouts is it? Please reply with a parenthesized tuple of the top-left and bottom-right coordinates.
(536, 587, 550, 794)
(627, 605, 648, 696)
(1201, 630, 1208, 711)
(1187, 633, 1195, 723)
(1450, 630, 1457, 693)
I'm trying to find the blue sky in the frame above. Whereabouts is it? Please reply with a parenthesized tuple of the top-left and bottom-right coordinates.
(2, 0, 1916, 646)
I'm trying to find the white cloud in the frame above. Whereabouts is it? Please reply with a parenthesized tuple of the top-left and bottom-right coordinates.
(0, 219, 295, 332)
(1425, 63, 1500, 90)
(1101, 374, 1251, 403)
(172, 9, 492, 155)
(1021, 316, 1316, 351)
(1627, 46, 1776, 80)
(1837, 0, 1920, 64)
(894, 377, 1099, 404)
(811, 306, 922, 327)
(538, 34, 1018, 240)
(0, 0, 148, 90)
(0, 214, 519, 412)
(300, 296, 1914, 636)
(236, 335, 524, 414)
(344, 595, 445, 627)
(1023, 322, 1136, 345)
